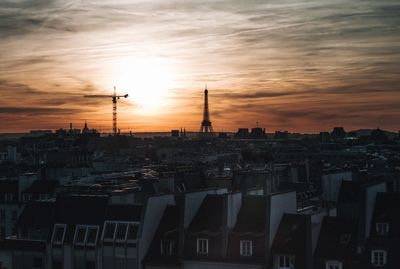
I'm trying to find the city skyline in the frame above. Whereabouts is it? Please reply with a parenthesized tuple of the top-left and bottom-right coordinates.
(1, 0, 400, 133)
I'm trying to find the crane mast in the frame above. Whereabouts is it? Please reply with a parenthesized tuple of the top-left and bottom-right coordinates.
(84, 86, 129, 136)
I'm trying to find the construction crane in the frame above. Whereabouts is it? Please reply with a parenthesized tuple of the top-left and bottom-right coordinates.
(84, 86, 128, 136)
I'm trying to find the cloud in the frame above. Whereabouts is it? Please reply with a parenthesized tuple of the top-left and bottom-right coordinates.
(0, 0, 400, 132)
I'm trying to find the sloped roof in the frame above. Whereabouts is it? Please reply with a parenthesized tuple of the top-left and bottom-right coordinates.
(232, 195, 266, 234)
(105, 204, 143, 222)
(337, 181, 360, 203)
(52, 195, 109, 243)
(187, 194, 224, 234)
(143, 205, 180, 265)
(314, 216, 358, 260)
(271, 213, 307, 255)
(22, 180, 58, 194)
(0, 180, 18, 193)
(17, 200, 55, 227)
(370, 192, 400, 236)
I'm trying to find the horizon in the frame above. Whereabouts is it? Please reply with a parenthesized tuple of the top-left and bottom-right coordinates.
(1, 0, 400, 133)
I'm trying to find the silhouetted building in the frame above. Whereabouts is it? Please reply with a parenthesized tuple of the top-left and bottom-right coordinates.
(331, 127, 346, 140)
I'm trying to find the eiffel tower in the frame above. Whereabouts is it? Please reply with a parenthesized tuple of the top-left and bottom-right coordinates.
(199, 85, 214, 134)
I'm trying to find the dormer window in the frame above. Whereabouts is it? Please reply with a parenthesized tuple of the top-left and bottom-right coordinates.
(52, 224, 66, 244)
(23, 193, 32, 202)
(102, 221, 139, 242)
(103, 222, 117, 241)
(376, 223, 389, 236)
(74, 226, 87, 245)
(340, 234, 351, 244)
(160, 240, 173, 256)
(5, 193, 13, 202)
(371, 250, 387, 266)
(277, 255, 294, 269)
(86, 227, 99, 246)
(326, 260, 342, 269)
(127, 223, 139, 241)
(115, 223, 128, 241)
(74, 225, 99, 246)
(196, 238, 208, 255)
(240, 240, 253, 256)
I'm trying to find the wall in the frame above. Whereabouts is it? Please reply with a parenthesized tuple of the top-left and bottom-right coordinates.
(268, 191, 297, 247)
(321, 171, 352, 202)
(139, 194, 175, 269)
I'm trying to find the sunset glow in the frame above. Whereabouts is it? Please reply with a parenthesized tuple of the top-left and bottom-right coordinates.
(0, 0, 399, 133)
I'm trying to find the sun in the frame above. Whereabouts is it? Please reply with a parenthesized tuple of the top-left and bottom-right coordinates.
(111, 56, 176, 115)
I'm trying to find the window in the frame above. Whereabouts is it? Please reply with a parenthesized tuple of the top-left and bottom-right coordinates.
(196, 238, 208, 255)
(52, 224, 66, 244)
(103, 221, 139, 242)
(39, 194, 49, 200)
(73, 225, 99, 246)
(115, 223, 128, 241)
(103, 222, 116, 241)
(23, 193, 32, 202)
(74, 226, 87, 245)
(160, 240, 173, 255)
(11, 211, 17, 222)
(86, 227, 99, 245)
(326, 261, 342, 269)
(371, 250, 387, 266)
(340, 234, 351, 244)
(0, 210, 5, 223)
(376, 223, 389, 236)
(127, 223, 139, 240)
(240, 240, 253, 256)
(5, 193, 13, 202)
(278, 255, 293, 269)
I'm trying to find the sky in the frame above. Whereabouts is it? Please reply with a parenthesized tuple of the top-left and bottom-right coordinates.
(0, 0, 399, 133)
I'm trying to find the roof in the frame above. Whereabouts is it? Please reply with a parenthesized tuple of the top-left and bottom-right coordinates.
(232, 195, 266, 234)
(52, 195, 109, 243)
(0, 239, 46, 252)
(270, 213, 308, 255)
(314, 216, 358, 260)
(0, 180, 18, 193)
(337, 181, 360, 203)
(22, 180, 58, 194)
(143, 205, 180, 265)
(105, 204, 143, 222)
(53, 195, 108, 225)
(187, 194, 224, 234)
(17, 200, 55, 227)
(370, 192, 400, 237)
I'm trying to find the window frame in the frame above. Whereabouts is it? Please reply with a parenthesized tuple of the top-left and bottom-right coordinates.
(196, 238, 208, 255)
(371, 250, 387, 266)
(240, 240, 253, 257)
(325, 260, 342, 269)
(375, 222, 389, 236)
(278, 255, 292, 269)
(115, 222, 129, 242)
(102, 221, 117, 242)
(102, 221, 139, 242)
(339, 234, 351, 244)
(86, 226, 99, 246)
(160, 240, 173, 256)
(74, 225, 87, 246)
(126, 222, 140, 242)
(51, 224, 66, 245)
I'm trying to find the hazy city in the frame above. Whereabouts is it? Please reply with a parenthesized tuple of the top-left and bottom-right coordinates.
(0, 0, 400, 269)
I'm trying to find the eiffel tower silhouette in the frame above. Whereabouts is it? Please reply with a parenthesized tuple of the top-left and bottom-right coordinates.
(199, 85, 214, 134)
